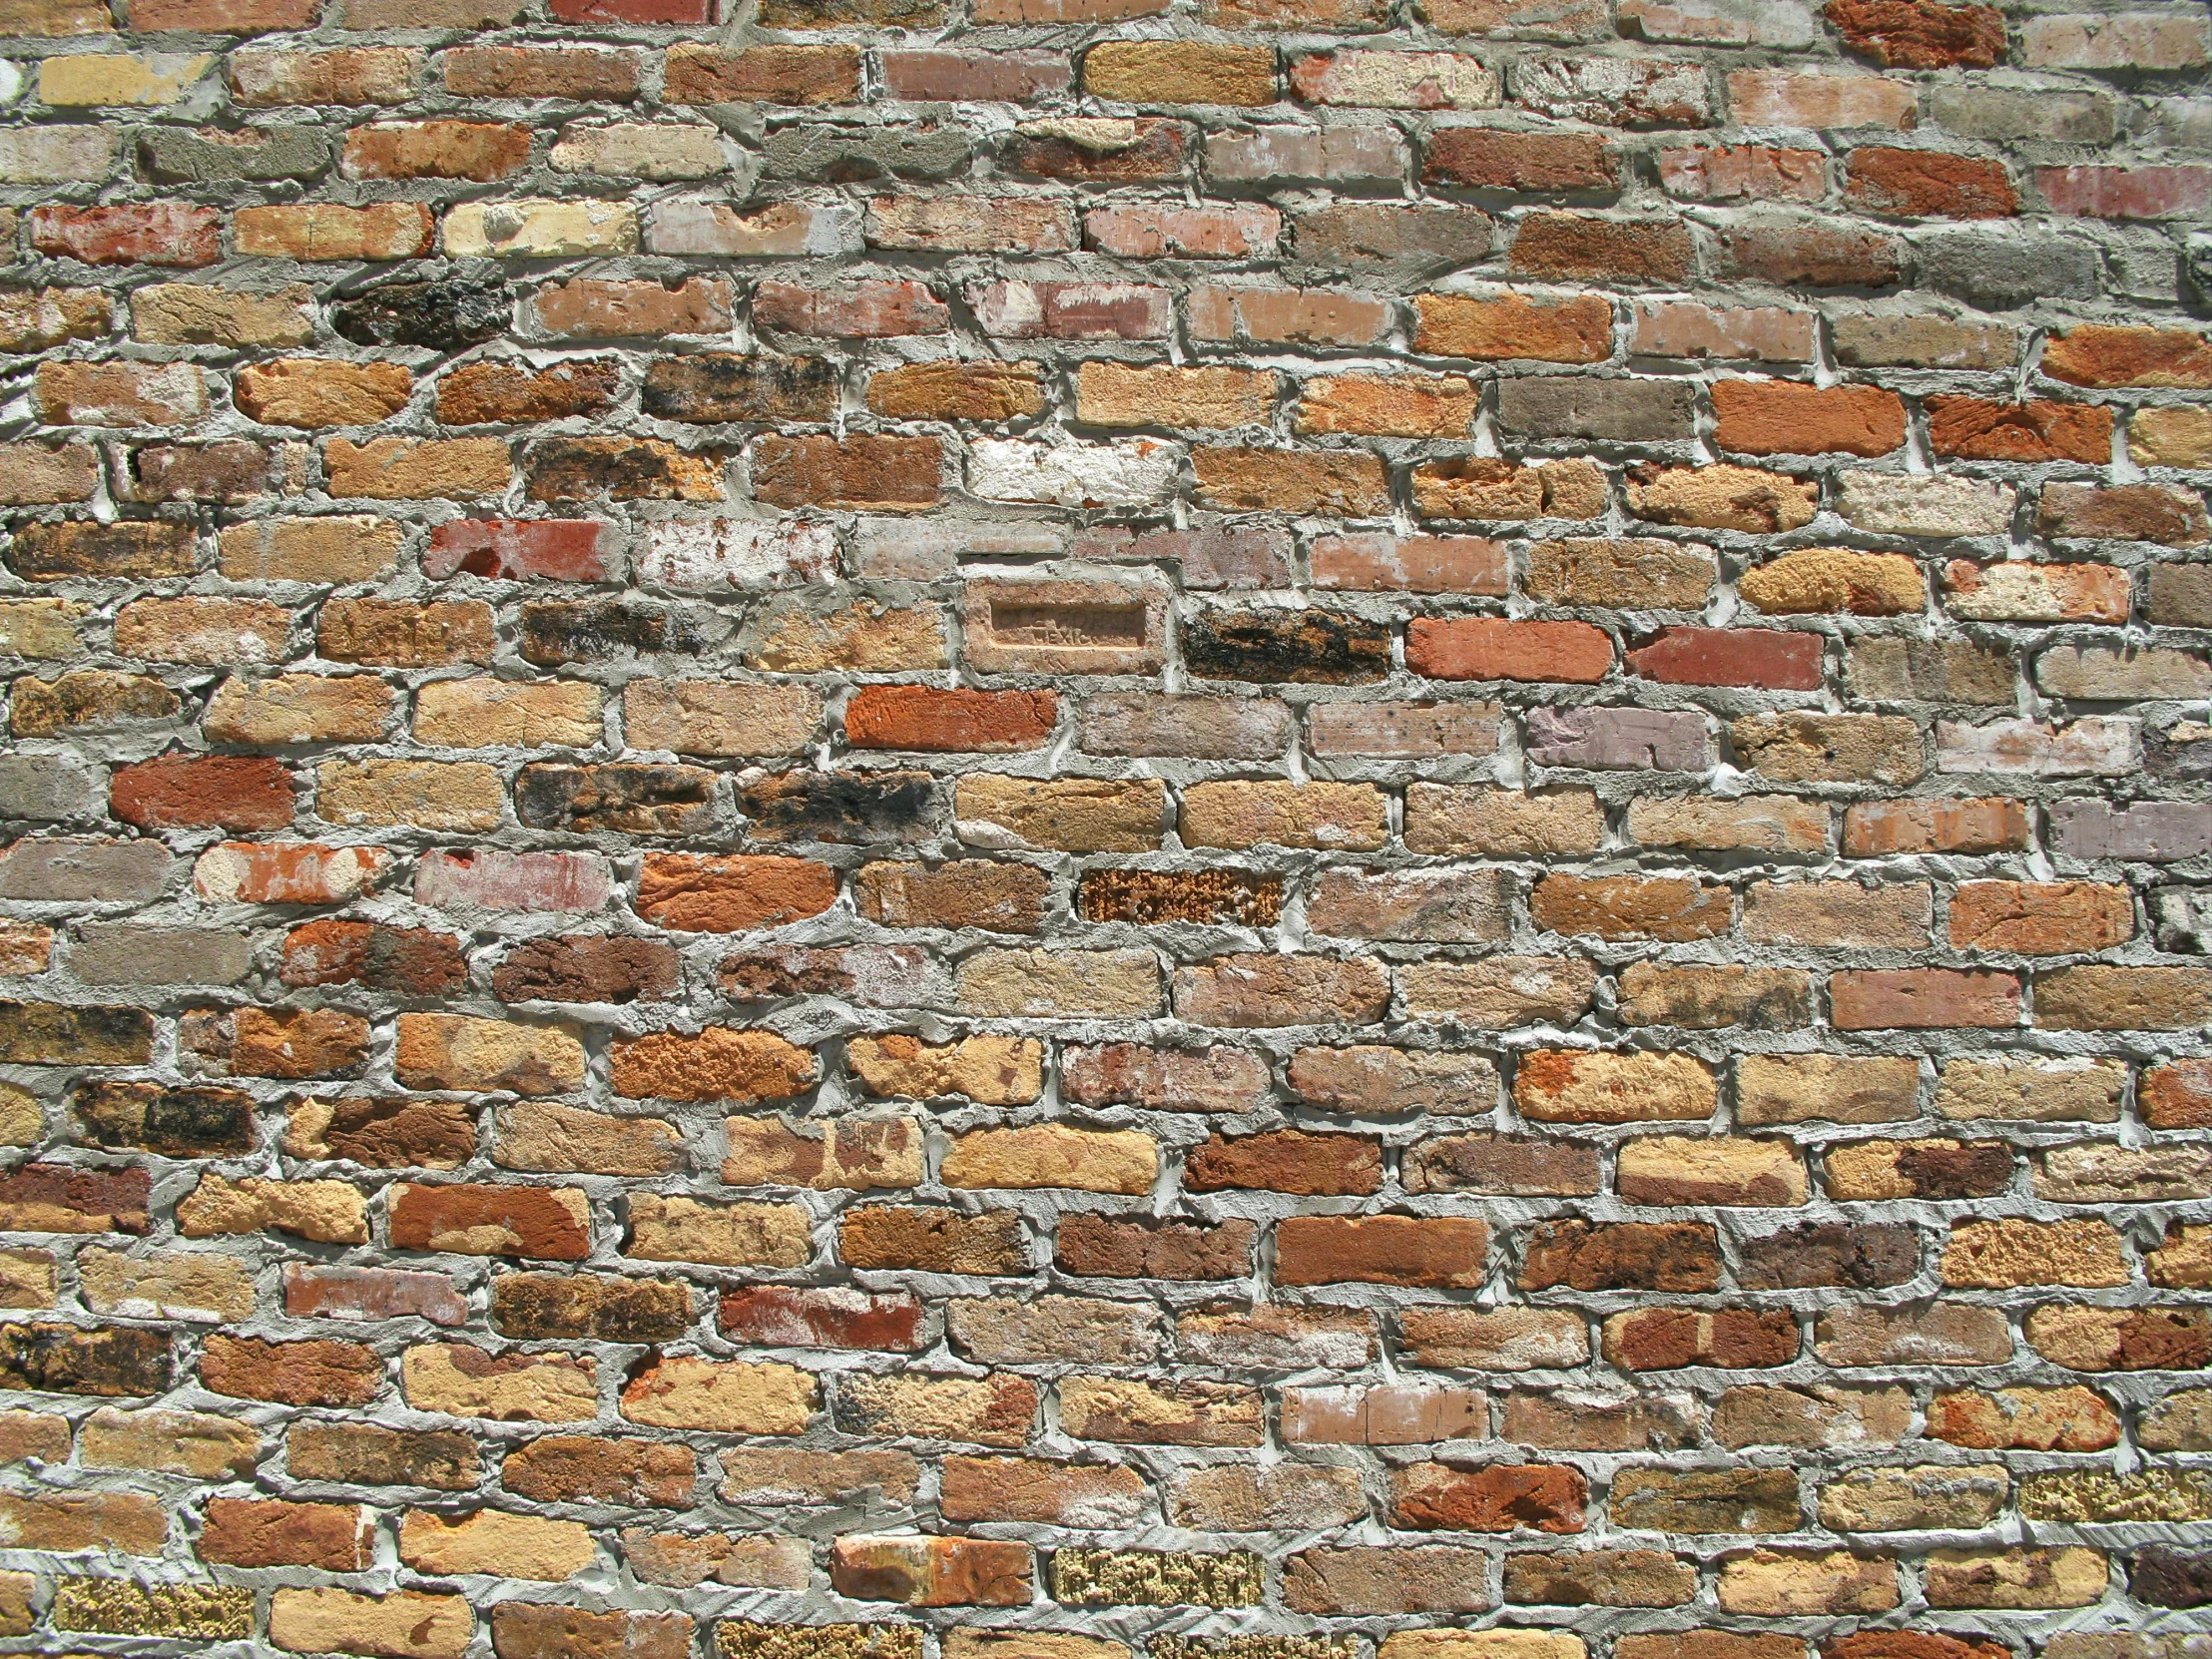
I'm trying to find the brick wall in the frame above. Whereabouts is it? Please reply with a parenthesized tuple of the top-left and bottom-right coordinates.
(0, 0, 2210, 1654)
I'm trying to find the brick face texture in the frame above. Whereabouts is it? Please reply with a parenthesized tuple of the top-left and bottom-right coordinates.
(5, 0, 2212, 1654)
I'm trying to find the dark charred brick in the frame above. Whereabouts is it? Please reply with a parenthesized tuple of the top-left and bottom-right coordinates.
(516, 764, 721, 836)
(1518, 1220, 1722, 1292)
(737, 770, 941, 845)
(1890, 1141, 2015, 1199)
(280, 920, 468, 997)
(0, 1001, 157, 1066)
(717, 948, 862, 1000)
(524, 438, 722, 502)
(494, 936, 681, 1005)
(131, 442, 282, 504)
(1738, 1223, 1918, 1289)
(501, 1436, 695, 1507)
(291, 1096, 477, 1169)
(437, 359, 622, 426)
(490, 1272, 692, 1343)
(287, 1420, 478, 1489)
(641, 353, 841, 423)
(1183, 610, 1392, 684)
(201, 1334, 382, 1406)
(2133, 1547, 2212, 1609)
(9, 520, 198, 582)
(0, 1323, 171, 1396)
(518, 601, 703, 666)
(1003, 121, 1187, 182)
(73, 1081, 256, 1157)
(720, 1285, 928, 1350)
(0, 1165, 152, 1233)
(1078, 869, 1283, 926)
(331, 277, 512, 350)
(1058, 1215, 1255, 1279)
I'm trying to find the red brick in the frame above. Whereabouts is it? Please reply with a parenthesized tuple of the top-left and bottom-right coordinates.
(112, 756, 294, 831)
(754, 435, 941, 511)
(1831, 968, 2020, 1029)
(424, 520, 610, 582)
(719, 1287, 925, 1351)
(880, 49, 1070, 101)
(1846, 148, 2018, 218)
(2040, 165, 2212, 220)
(1628, 627, 1824, 690)
(1390, 1463, 1587, 1532)
(1510, 212, 1694, 283)
(387, 1184, 590, 1260)
(1275, 1216, 1488, 1289)
(665, 45, 861, 105)
(1603, 1307, 1799, 1370)
(200, 1335, 381, 1406)
(1713, 381, 1908, 457)
(1660, 145, 1826, 203)
(1186, 1131, 1383, 1196)
(1843, 797, 2030, 855)
(201, 1498, 370, 1570)
(550, 0, 707, 17)
(843, 688, 1057, 753)
(755, 279, 948, 337)
(1407, 618, 1612, 684)
(1828, 0, 2005, 69)
(1423, 128, 1616, 192)
(342, 122, 530, 182)
(635, 855, 837, 932)
(0, 1166, 150, 1235)
(131, 0, 318, 27)
(1929, 397, 2114, 463)
(31, 206, 221, 269)
(280, 920, 467, 996)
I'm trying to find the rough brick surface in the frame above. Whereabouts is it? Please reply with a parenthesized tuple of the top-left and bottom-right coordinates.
(0, 4, 2206, 1654)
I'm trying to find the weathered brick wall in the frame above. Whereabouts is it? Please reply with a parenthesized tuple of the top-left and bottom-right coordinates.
(1, 0, 2211, 1654)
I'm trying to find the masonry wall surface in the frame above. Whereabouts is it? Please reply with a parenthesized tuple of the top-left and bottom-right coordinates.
(0, 1, 2208, 1657)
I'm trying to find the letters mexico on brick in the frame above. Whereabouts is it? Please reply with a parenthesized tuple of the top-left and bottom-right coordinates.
(3, 0, 2212, 1656)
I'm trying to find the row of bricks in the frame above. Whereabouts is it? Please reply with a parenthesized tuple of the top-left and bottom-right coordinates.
(10, 1268, 2212, 1459)
(24, 354, 2212, 468)
(0, 440, 2178, 537)
(8, 1164, 2208, 1278)
(11, 1041, 2212, 1143)
(6, 281, 2196, 378)
(7, 191, 2209, 286)
(0, 109, 2193, 220)
(3, 0, 2208, 68)
(1, 1303, 2206, 1410)
(11, 626, 2212, 731)
(20, 742, 2212, 840)
(0, 37, 2205, 134)
(6, 863, 2212, 969)
(0, 1489, 2207, 1593)
(8, 929, 2212, 1020)
(0, 1570, 2202, 1647)
(0, 1501, 2205, 1613)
